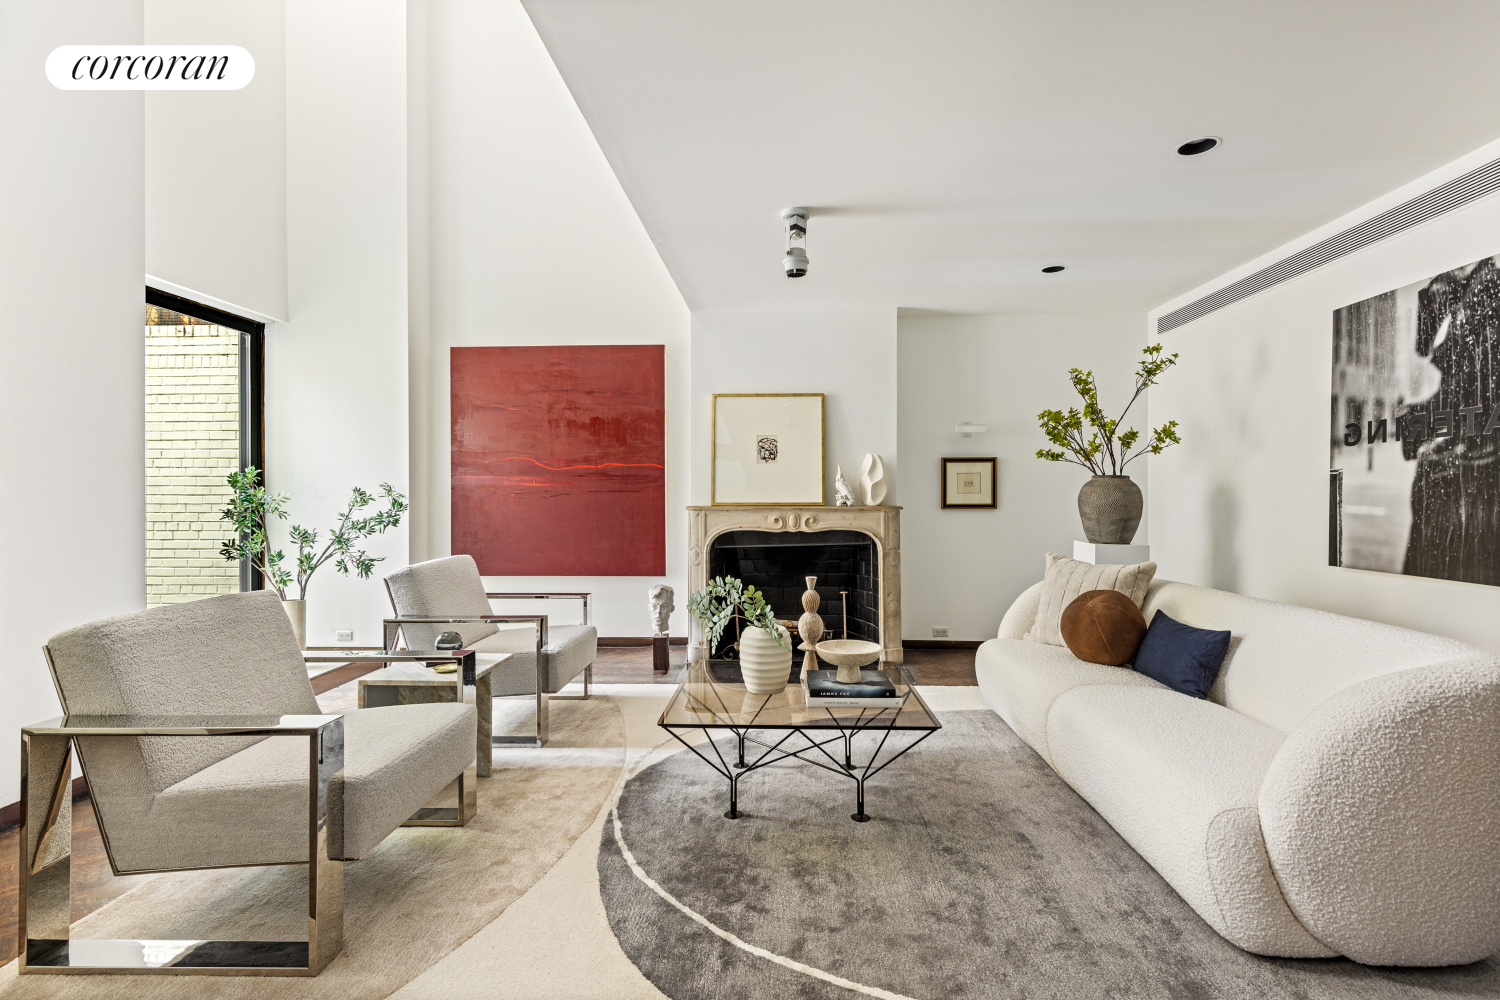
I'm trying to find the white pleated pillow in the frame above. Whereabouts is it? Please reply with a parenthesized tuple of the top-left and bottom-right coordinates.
(1024, 553, 1157, 646)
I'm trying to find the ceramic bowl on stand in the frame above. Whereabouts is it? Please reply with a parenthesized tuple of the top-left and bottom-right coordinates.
(814, 639, 883, 683)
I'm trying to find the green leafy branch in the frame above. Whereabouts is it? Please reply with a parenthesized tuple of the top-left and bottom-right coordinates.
(1036, 343, 1182, 475)
(220, 468, 407, 601)
(687, 576, 790, 653)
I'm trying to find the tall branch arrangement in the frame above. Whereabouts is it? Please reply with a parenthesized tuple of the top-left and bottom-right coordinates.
(219, 467, 408, 600)
(687, 576, 790, 652)
(1036, 343, 1183, 475)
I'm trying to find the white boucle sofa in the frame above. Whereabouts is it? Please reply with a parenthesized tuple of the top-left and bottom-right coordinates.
(976, 577, 1500, 967)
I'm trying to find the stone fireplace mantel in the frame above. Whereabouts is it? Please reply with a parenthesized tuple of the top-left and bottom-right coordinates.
(687, 505, 902, 663)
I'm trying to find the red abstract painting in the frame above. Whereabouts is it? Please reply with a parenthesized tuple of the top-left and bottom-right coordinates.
(451, 345, 665, 576)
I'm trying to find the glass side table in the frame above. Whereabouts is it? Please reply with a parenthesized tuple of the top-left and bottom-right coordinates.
(658, 659, 941, 822)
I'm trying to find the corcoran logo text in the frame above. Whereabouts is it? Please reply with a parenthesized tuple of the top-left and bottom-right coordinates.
(46, 46, 254, 90)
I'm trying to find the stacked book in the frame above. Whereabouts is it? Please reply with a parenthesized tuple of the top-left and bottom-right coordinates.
(803, 669, 906, 708)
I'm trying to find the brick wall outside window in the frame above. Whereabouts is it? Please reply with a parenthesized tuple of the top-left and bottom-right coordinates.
(145, 319, 241, 607)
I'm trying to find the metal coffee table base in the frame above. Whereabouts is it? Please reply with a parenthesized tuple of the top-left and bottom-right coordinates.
(661, 713, 935, 822)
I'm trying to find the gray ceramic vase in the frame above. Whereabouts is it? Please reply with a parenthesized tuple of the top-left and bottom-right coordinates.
(1077, 475, 1143, 544)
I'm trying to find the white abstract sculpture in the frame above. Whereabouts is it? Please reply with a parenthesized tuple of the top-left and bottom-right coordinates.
(834, 466, 854, 506)
(649, 584, 674, 636)
(859, 453, 887, 506)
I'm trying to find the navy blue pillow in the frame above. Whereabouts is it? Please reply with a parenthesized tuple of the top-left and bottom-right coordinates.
(1131, 610, 1231, 699)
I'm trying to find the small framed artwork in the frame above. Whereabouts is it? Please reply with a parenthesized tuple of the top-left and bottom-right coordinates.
(941, 457, 997, 509)
(712, 393, 824, 505)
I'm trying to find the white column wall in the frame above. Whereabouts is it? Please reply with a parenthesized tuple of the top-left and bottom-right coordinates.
(1149, 137, 1500, 653)
(273, 0, 410, 647)
(0, 1, 145, 803)
(897, 312, 1147, 640)
(145, 0, 287, 320)
(411, 0, 691, 638)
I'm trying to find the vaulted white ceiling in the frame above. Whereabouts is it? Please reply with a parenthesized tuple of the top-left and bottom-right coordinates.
(523, 0, 1500, 314)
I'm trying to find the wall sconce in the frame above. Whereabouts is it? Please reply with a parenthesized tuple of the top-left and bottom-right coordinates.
(956, 422, 987, 438)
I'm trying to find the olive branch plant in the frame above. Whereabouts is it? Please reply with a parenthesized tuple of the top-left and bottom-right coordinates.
(219, 466, 408, 601)
(687, 576, 791, 653)
(1036, 343, 1183, 475)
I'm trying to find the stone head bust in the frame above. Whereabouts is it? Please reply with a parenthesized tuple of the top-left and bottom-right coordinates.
(649, 583, 675, 636)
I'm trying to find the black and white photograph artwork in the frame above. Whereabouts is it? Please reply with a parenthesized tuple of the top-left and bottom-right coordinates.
(756, 434, 779, 464)
(1330, 253, 1500, 587)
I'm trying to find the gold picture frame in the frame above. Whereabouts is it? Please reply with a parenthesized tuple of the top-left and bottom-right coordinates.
(711, 393, 825, 505)
(941, 457, 997, 509)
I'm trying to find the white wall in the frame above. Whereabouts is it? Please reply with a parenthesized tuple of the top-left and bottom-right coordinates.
(898, 312, 1148, 640)
(140, 1, 410, 648)
(1149, 138, 1500, 653)
(690, 305, 898, 509)
(0, 1, 145, 803)
(145, 0, 287, 320)
(409, 0, 691, 638)
(272, 0, 411, 647)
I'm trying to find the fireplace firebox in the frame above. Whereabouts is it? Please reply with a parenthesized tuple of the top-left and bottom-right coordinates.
(707, 530, 878, 657)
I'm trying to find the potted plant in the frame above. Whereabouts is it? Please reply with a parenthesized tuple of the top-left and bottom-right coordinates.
(219, 467, 408, 648)
(1036, 343, 1182, 544)
(688, 576, 792, 694)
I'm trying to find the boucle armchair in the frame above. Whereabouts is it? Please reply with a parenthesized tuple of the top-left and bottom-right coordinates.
(978, 578, 1500, 967)
(20, 590, 477, 976)
(383, 555, 597, 747)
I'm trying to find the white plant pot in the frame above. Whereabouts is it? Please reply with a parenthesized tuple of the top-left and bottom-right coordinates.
(738, 624, 792, 695)
(282, 599, 307, 650)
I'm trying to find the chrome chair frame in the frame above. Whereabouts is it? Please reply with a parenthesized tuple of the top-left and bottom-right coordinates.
(381, 591, 593, 749)
(18, 711, 345, 977)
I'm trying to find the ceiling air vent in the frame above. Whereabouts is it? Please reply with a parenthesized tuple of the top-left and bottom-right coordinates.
(1157, 155, 1500, 335)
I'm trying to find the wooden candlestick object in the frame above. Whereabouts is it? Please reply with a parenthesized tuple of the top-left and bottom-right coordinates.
(796, 575, 824, 679)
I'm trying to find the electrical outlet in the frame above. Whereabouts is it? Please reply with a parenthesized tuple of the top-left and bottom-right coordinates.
(932, 626, 949, 638)
(335, 630, 354, 644)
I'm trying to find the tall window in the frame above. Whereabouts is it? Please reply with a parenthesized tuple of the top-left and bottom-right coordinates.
(144, 289, 264, 606)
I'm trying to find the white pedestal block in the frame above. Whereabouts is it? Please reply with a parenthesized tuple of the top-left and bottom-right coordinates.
(1073, 541, 1150, 565)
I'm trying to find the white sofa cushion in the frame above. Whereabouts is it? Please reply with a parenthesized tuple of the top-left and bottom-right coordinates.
(974, 637, 1167, 766)
(1258, 660, 1500, 966)
(1046, 685, 1334, 958)
(1141, 579, 1483, 733)
(997, 581, 1043, 640)
(1024, 553, 1155, 646)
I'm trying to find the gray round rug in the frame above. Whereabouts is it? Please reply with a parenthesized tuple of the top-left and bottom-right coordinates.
(600, 710, 1500, 1000)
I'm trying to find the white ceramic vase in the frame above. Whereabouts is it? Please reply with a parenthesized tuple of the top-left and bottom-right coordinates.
(738, 624, 793, 695)
(859, 453, 887, 506)
(281, 598, 307, 650)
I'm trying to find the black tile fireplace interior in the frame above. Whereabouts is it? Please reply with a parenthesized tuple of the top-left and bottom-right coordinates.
(706, 529, 879, 657)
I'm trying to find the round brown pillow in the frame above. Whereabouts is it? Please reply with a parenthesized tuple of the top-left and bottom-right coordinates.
(1059, 589, 1147, 666)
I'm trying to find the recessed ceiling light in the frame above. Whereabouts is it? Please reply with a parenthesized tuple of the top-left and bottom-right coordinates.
(1177, 137, 1220, 156)
(1041, 265, 1065, 274)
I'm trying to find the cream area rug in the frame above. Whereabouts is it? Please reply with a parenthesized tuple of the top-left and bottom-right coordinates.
(0, 694, 627, 1000)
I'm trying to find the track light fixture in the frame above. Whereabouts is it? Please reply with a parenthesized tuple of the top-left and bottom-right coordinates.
(783, 208, 809, 278)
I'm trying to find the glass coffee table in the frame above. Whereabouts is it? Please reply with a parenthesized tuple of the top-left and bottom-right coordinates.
(657, 659, 941, 822)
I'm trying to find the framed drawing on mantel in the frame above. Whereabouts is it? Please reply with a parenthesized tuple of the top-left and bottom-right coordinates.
(941, 457, 997, 509)
(712, 393, 824, 505)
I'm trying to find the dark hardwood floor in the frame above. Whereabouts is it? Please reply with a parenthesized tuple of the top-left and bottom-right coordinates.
(0, 645, 976, 961)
